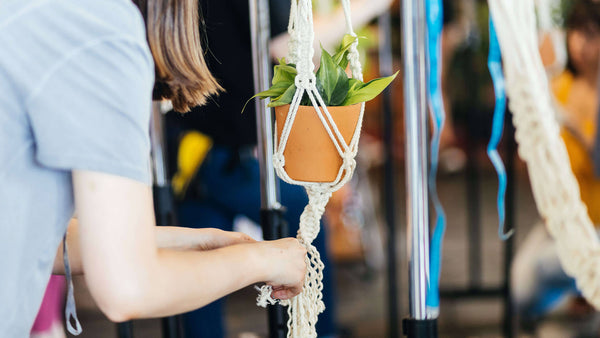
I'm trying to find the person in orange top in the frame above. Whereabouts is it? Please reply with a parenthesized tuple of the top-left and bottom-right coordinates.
(512, 0, 600, 331)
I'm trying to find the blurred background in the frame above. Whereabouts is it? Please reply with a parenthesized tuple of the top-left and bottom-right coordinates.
(32, 0, 600, 337)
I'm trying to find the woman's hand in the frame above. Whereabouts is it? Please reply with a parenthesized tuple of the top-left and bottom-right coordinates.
(258, 238, 307, 300)
(156, 227, 255, 251)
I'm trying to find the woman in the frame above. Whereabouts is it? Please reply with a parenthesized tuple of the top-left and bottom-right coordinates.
(0, 0, 306, 336)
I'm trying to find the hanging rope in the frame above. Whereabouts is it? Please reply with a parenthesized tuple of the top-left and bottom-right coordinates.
(425, 0, 446, 318)
(488, 0, 600, 309)
(487, 18, 512, 240)
(255, 0, 365, 336)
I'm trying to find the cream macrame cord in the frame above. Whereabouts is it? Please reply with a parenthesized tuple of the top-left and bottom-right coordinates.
(488, 0, 600, 308)
(255, 0, 366, 337)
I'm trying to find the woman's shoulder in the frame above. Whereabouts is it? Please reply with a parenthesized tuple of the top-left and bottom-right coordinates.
(59, 0, 147, 45)
(0, 0, 152, 98)
(1, 0, 147, 48)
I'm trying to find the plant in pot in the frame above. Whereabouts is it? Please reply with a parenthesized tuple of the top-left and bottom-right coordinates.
(251, 35, 398, 182)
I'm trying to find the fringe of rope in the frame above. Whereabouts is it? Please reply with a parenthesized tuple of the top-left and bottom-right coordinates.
(255, 0, 365, 336)
(488, 0, 600, 308)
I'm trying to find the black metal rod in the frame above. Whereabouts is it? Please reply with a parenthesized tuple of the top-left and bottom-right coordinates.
(150, 102, 183, 338)
(249, 0, 288, 336)
(153, 185, 184, 338)
(402, 318, 438, 338)
(466, 137, 482, 289)
(117, 322, 133, 338)
(261, 209, 289, 338)
(440, 287, 504, 299)
(379, 10, 400, 338)
(502, 112, 517, 338)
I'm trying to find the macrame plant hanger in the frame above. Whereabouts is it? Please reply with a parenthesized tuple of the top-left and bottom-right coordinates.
(488, 0, 600, 309)
(255, 0, 365, 336)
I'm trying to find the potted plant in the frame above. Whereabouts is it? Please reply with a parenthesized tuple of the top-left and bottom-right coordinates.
(252, 35, 398, 182)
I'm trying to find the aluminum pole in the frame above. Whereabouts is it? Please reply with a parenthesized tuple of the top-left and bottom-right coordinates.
(401, 0, 430, 325)
(249, 0, 288, 337)
(150, 101, 170, 187)
(250, 0, 280, 210)
(379, 11, 401, 338)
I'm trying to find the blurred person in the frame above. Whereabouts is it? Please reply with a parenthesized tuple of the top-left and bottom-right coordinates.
(512, 0, 600, 329)
(0, 0, 307, 336)
(166, 0, 391, 336)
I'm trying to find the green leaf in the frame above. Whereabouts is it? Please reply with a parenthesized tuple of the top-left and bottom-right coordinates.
(315, 47, 349, 106)
(333, 34, 358, 69)
(272, 58, 297, 85)
(268, 100, 291, 108)
(342, 71, 399, 106)
(272, 64, 297, 85)
(269, 84, 297, 107)
(347, 78, 364, 93)
(255, 81, 292, 98)
(242, 81, 292, 113)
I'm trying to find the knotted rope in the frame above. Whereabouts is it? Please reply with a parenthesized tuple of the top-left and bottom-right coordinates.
(488, 0, 600, 308)
(255, 0, 365, 336)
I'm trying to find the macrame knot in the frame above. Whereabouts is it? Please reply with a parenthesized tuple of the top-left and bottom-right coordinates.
(295, 73, 316, 89)
(341, 153, 356, 171)
(273, 153, 285, 169)
(256, 285, 278, 308)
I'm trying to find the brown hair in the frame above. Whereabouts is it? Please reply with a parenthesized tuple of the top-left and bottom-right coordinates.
(565, 0, 600, 75)
(133, 0, 222, 112)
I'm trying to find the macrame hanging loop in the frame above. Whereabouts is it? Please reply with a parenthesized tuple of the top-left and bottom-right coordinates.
(488, 0, 600, 309)
(255, 0, 365, 336)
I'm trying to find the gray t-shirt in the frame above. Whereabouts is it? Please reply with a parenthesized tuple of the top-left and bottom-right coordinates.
(0, 0, 154, 335)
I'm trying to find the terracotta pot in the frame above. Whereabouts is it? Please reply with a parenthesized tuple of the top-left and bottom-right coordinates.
(275, 104, 361, 182)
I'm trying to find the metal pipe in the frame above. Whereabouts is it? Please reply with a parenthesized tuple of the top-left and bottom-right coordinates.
(250, 0, 280, 209)
(249, 0, 288, 337)
(402, 0, 430, 321)
(466, 139, 482, 289)
(150, 101, 169, 187)
(379, 11, 400, 338)
(149, 101, 183, 338)
(503, 118, 517, 338)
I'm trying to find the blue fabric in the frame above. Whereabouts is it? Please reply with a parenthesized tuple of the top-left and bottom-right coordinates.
(176, 146, 337, 337)
(487, 19, 512, 240)
(425, 0, 446, 314)
(0, 1, 152, 336)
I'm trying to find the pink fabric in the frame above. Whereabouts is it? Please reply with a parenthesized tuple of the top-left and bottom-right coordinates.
(31, 275, 66, 333)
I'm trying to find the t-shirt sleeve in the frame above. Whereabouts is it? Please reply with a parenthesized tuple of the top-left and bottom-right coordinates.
(26, 37, 154, 185)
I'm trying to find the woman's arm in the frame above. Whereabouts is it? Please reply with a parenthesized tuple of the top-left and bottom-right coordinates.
(53, 222, 256, 275)
(71, 170, 306, 322)
(155, 227, 255, 251)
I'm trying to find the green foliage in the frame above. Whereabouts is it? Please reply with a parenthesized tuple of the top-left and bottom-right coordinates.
(316, 46, 349, 106)
(251, 34, 398, 109)
(342, 74, 398, 106)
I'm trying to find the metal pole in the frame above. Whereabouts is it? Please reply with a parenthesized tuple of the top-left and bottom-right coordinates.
(249, 0, 288, 337)
(150, 101, 184, 338)
(117, 322, 133, 338)
(401, 0, 437, 335)
(250, 0, 278, 209)
(466, 137, 482, 290)
(379, 11, 400, 338)
(503, 113, 516, 338)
